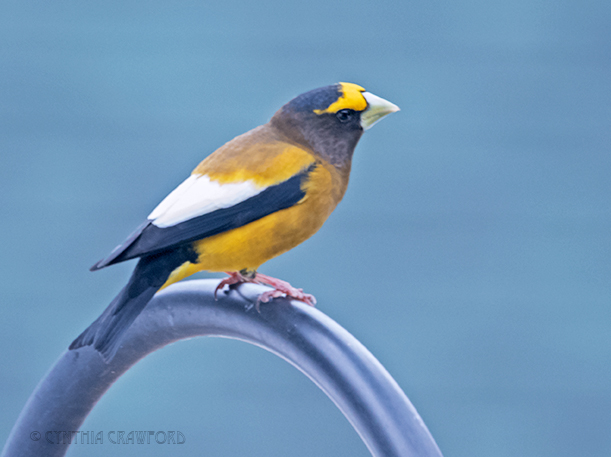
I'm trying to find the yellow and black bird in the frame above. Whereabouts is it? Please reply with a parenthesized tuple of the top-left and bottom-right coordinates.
(70, 82, 399, 359)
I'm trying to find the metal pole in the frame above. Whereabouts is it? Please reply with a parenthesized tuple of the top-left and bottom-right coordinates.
(2, 279, 443, 457)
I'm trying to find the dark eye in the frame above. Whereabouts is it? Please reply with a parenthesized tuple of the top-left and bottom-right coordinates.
(336, 109, 354, 122)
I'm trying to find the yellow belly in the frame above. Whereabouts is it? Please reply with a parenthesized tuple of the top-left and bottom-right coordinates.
(160, 162, 346, 289)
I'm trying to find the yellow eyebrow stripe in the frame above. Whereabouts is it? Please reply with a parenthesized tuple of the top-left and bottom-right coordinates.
(313, 82, 368, 114)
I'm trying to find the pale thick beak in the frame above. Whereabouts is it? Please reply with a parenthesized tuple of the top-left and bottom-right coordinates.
(360, 92, 400, 130)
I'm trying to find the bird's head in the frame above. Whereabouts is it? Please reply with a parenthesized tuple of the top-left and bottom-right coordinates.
(271, 82, 399, 167)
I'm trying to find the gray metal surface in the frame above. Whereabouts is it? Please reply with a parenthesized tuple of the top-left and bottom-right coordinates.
(2, 279, 443, 457)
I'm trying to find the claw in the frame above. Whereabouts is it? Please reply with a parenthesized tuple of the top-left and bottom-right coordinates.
(214, 271, 246, 300)
(254, 273, 317, 307)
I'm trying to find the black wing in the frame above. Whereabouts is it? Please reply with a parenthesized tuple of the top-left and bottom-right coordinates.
(91, 164, 316, 271)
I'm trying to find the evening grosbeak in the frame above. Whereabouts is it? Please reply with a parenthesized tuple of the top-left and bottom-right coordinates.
(70, 82, 399, 360)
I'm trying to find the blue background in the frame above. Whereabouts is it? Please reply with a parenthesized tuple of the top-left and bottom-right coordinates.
(1, 1, 610, 456)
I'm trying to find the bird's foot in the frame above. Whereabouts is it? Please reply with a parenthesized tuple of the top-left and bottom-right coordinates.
(216, 271, 316, 309)
(215, 271, 252, 299)
(254, 273, 317, 307)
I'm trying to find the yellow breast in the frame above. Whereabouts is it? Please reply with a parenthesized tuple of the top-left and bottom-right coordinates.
(193, 160, 343, 272)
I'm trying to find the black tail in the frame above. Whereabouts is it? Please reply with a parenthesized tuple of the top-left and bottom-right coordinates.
(70, 247, 195, 361)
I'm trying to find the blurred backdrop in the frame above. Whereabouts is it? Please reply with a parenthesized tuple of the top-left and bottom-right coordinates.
(1, 1, 610, 456)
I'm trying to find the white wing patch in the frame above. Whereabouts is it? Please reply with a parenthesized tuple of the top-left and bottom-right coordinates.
(148, 174, 265, 228)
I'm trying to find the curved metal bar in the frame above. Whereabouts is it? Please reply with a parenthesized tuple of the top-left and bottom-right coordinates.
(2, 279, 443, 457)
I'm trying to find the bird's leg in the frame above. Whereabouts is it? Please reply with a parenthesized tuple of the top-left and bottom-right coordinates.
(253, 273, 317, 307)
(215, 271, 246, 298)
(214, 269, 258, 299)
